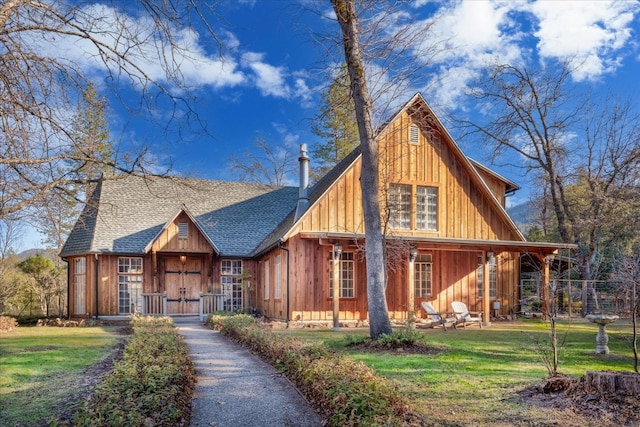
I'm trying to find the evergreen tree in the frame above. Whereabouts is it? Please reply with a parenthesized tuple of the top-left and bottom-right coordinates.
(310, 64, 359, 181)
(69, 83, 114, 202)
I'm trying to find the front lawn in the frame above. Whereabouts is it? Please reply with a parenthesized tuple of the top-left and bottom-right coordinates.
(0, 325, 124, 426)
(278, 318, 636, 426)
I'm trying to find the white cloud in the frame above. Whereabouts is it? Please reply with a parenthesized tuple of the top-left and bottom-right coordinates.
(528, 0, 639, 80)
(241, 52, 290, 97)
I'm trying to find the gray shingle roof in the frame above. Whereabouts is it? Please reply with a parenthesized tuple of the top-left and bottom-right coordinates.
(60, 176, 298, 258)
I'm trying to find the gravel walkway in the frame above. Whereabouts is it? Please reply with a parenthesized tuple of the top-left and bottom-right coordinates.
(176, 320, 322, 427)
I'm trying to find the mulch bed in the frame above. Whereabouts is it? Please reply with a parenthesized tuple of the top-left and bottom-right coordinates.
(517, 374, 640, 426)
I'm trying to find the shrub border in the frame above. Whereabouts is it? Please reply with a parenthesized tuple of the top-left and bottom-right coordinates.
(208, 314, 423, 426)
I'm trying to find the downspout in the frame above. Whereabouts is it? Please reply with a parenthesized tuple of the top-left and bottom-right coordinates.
(94, 253, 99, 320)
(278, 241, 290, 323)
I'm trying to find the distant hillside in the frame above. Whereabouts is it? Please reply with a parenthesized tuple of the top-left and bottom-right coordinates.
(507, 201, 538, 234)
(17, 248, 58, 262)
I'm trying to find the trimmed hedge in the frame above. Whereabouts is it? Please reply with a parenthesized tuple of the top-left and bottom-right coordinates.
(209, 314, 423, 426)
(73, 316, 195, 427)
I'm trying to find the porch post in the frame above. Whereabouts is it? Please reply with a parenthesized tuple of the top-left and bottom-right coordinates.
(483, 252, 491, 324)
(332, 243, 342, 330)
(542, 256, 550, 320)
(162, 291, 168, 315)
(199, 292, 204, 322)
(408, 247, 417, 324)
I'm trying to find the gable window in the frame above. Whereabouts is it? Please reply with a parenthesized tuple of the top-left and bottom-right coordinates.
(275, 255, 282, 299)
(118, 257, 142, 314)
(178, 222, 188, 239)
(416, 186, 438, 230)
(414, 254, 432, 298)
(477, 256, 497, 298)
(409, 124, 419, 144)
(73, 257, 86, 315)
(329, 252, 355, 298)
(221, 260, 243, 311)
(389, 184, 411, 229)
(389, 184, 438, 231)
(264, 260, 270, 300)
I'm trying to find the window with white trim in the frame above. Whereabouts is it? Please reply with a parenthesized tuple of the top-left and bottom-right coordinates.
(274, 255, 282, 299)
(414, 254, 432, 298)
(389, 184, 438, 231)
(409, 124, 419, 144)
(477, 256, 497, 298)
(221, 259, 243, 311)
(73, 257, 86, 314)
(329, 252, 355, 298)
(118, 257, 142, 314)
(264, 260, 270, 300)
(416, 186, 438, 231)
(389, 184, 411, 229)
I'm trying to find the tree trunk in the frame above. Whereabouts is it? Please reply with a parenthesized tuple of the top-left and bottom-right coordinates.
(331, 0, 392, 340)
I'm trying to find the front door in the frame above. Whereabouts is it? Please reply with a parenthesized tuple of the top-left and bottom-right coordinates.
(164, 256, 202, 314)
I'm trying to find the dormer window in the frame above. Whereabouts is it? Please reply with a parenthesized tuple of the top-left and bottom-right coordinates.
(178, 222, 188, 239)
(409, 125, 419, 144)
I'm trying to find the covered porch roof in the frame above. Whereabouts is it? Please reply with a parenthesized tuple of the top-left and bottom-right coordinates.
(298, 232, 576, 257)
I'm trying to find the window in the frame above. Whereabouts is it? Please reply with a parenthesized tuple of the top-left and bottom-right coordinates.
(389, 184, 438, 231)
(416, 186, 437, 230)
(274, 255, 282, 299)
(221, 260, 243, 311)
(178, 222, 188, 238)
(118, 257, 142, 314)
(221, 259, 242, 276)
(264, 260, 270, 300)
(409, 124, 419, 144)
(477, 256, 497, 298)
(414, 254, 432, 298)
(389, 184, 411, 229)
(329, 252, 355, 298)
(73, 257, 86, 315)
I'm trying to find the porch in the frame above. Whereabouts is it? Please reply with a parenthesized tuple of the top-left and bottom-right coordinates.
(141, 292, 239, 321)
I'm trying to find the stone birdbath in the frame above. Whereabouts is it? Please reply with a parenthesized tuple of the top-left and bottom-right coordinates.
(586, 314, 619, 354)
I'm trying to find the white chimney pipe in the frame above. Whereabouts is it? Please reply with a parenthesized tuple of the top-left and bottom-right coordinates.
(294, 144, 310, 221)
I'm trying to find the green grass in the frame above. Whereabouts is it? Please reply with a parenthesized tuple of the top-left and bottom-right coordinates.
(279, 318, 637, 426)
(0, 326, 122, 426)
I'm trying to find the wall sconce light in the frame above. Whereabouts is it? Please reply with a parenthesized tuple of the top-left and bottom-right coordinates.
(333, 242, 342, 260)
(409, 246, 418, 262)
(180, 255, 187, 264)
(486, 251, 494, 262)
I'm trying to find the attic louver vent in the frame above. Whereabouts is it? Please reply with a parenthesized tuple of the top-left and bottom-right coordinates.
(178, 222, 188, 239)
(409, 125, 419, 144)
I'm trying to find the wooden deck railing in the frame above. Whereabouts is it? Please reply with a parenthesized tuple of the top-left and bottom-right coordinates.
(142, 292, 167, 315)
(199, 293, 226, 321)
(142, 291, 228, 320)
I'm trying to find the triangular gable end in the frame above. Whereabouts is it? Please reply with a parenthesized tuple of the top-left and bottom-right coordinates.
(283, 93, 525, 242)
(397, 93, 525, 241)
(144, 204, 220, 255)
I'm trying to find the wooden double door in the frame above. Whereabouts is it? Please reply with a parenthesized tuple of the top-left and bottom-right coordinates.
(164, 256, 203, 314)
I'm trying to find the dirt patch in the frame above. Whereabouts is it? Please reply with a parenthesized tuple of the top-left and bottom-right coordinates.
(517, 374, 640, 426)
(51, 326, 131, 425)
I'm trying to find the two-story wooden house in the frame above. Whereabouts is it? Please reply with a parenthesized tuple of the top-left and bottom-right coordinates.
(60, 94, 571, 324)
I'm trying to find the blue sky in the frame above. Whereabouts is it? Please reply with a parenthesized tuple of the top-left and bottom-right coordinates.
(21, 0, 640, 249)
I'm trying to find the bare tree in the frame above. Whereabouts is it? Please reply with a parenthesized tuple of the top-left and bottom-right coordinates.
(230, 139, 297, 186)
(326, 0, 447, 339)
(613, 254, 639, 373)
(0, 0, 224, 218)
(331, 0, 392, 339)
(461, 62, 640, 314)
